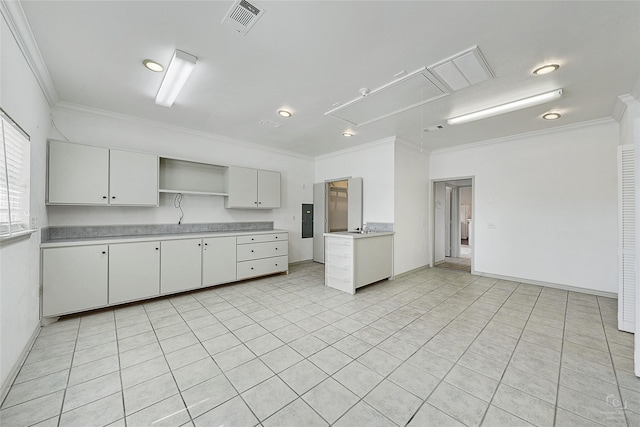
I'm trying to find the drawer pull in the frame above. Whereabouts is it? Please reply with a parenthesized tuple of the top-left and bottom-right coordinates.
(251, 250, 254, 253)
(111, 196, 116, 199)
(204, 243, 208, 246)
(198, 243, 201, 246)
(101, 251, 106, 254)
(251, 238, 255, 241)
(251, 267, 254, 270)
(102, 196, 107, 199)
(275, 248, 278, 250)
(155, 248, 159, 250)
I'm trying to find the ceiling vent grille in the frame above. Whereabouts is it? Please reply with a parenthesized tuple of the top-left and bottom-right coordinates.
(222, 0, 265, 35)
(428, 46, 494, 92)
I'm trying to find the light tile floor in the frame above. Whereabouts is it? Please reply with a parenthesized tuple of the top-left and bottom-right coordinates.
(1, 262, 639, 426)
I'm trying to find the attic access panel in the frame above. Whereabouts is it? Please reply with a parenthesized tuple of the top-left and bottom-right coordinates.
(325, 68, 450, 127)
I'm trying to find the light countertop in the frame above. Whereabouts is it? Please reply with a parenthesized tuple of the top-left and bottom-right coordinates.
(324, 231, 394, 239)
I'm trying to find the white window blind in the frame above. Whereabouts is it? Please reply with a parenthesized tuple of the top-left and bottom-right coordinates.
(618, 144, 635, 333)
(0, 108, 30, 237)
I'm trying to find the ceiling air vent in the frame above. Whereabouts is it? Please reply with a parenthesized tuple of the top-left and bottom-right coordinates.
(258, 119, 281, 128)
(222, 0, 266, 35)
(423, 124, 444, 132)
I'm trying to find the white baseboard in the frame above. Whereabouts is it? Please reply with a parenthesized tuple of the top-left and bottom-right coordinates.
(1, 323, 41, 404)
(473, 270, 618, 299)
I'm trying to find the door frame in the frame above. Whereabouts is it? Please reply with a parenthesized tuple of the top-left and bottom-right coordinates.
(430, 176, 475, 273)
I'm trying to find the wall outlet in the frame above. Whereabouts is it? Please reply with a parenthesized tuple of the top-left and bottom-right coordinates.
(30, 216, 38, 229)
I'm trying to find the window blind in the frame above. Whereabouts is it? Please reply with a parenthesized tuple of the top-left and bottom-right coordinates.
(0, 108, 30, 237)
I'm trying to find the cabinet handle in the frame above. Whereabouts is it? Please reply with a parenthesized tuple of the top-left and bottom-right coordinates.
(251, 250, 254, 253)
(204, 243, 208, 246)
(198, 243, 201, 246)
(251, 238, 254, 241)
(275, 248, 278, 250)
(101, 251, 106, 254)
(102, 196, 107, 199)
(275, 263, 278, 266)
(251, 267, 254, 270)
(111, 196, 116, 199)
(275, 236, 278, 239)
(258, 201, 262, 205)
(254, 201, 258, 205)
(155, 248, 159, 250)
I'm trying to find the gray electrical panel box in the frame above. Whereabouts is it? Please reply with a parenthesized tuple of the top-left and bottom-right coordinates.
(302, 204, 313, 238)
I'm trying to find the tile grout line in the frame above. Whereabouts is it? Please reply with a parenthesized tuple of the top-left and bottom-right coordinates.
(596, 296, 631, 427)
(552, 287, 570, 427)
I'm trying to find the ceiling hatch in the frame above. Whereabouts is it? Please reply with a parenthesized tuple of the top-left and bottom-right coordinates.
(324, 68, 450, 127)
(325, 46, 494, 127)
(222, 0, 265, 35)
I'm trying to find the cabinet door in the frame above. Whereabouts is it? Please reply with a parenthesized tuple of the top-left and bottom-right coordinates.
(225, 166, 258, 208)
(48, 141, 109, 205)
(161, 239, 202, 294)
(42, 245, 108, 316)
(202, 236, 237, 286)
(109, 150, 158, 206)
(109, 241, 160, 304)
(257, 169, 280, 209)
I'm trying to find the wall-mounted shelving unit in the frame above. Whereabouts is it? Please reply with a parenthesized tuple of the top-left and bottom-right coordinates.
(159, 158, 228, 196)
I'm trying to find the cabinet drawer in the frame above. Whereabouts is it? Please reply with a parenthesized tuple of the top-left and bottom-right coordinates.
(237, 255, 288, 280)
(237, 233, 288, 244)
(237, 241, 288, 261)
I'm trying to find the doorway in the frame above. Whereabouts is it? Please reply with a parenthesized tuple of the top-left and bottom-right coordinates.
(433, 178, 473, 272)
(312, 177, 363, 263)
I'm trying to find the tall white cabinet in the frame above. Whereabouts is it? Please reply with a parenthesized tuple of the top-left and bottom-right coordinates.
(47, 140, 158, 206)
(225, 166, 280, 209)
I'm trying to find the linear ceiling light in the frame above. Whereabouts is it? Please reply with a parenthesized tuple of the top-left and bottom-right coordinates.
(447, 89, 563, 125)
(155, 50, 198, 107)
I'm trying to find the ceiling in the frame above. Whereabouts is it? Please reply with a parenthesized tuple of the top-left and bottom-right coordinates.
(20, 1, 640, 157)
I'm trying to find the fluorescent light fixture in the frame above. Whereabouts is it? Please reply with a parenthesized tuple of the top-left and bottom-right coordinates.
(447, 89, 563, 125)
(155, 50, 197, 107)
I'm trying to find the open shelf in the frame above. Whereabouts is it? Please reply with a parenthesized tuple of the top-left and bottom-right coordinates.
(159, 189, 229, 197)
(159, 157, 227, 196)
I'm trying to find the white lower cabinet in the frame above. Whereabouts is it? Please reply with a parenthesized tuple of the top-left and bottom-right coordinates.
(236, 233, 288, 280)
(42, 245, 109, 317)
(109, 241, 160, 304)
(42, 231, 289, 317)
(203, 236, 237, 286)
(161, 239, 203, 294)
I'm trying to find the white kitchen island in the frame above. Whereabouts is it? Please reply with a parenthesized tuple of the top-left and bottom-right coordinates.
(324, 231, 394, 294)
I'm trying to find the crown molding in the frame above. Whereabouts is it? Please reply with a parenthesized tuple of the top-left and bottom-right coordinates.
(314, 136, 396, 161)
(431, 117, 616, 155)
(613, 94, 640, 123)
(53, 101, 314, 161)
(0, 0, 58, 106)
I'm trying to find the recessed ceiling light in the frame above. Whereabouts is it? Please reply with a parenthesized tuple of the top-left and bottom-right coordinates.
(277, 109, 292, 118)
(533, 64, 559, 75)
(342, 132, 354, 137)
(143, 59, 163, 72)
(542, 112, 561, 120)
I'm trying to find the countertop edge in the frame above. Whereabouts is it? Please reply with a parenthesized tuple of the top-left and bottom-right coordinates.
(323, 231, 395, 239)
(41, 229, 289, 248)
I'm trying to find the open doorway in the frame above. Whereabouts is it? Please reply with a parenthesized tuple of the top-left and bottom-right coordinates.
(433, 178, 473, 272)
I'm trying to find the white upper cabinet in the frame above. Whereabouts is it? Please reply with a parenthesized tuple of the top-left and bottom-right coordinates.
(48, 140, 110, 205)
(225, 166, 280, 209)
(258, 169, 281, 209)
(47, 140, 158, 206)
(109, 149, 158, 206)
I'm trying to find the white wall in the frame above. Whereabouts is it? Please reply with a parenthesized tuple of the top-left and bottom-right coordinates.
(0, 15, 51, 390)
(315, 137, 395, 224)
(431, 120, 619, 294)
(393, 141, 430, 275)
(49, 105, 314, 262)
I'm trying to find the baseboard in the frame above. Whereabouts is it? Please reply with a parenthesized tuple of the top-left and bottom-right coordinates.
(473, 270, 618, 299)
(1, 323, 41, 404)
(289, 259, 315, 266)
